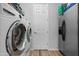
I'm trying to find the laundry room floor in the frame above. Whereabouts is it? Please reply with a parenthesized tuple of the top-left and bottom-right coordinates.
(29, 50, 63, 56)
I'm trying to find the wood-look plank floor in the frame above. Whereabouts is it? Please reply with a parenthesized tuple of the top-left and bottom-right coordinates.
(29, 50, 63, 56)
(39, 50, 49, 56)
(49, 50, 63, 56)
(29, 50, 39, 56)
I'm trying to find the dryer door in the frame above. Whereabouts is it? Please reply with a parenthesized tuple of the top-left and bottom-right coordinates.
(59, 20, 66, 42)
(6, 20, 27, 56)
(58, 20, 66, 54)
(61, 20, 66, 41)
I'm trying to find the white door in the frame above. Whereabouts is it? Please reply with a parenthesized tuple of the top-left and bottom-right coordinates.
(31, 4, 49, 49)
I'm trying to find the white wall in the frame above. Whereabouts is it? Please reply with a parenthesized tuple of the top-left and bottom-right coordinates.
(20, 3, 33, 23)
(20, 3, 59, 50)
(48, 4, 59, 50)
(31, 4, 49, 49)
(31, 3, 59, 50)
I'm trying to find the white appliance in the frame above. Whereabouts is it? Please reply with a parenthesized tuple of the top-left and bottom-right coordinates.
(0, 3, 31, 56)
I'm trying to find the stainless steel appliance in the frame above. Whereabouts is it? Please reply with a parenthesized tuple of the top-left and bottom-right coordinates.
(64, 3, 79, 56)
(58, 4, 66, 55)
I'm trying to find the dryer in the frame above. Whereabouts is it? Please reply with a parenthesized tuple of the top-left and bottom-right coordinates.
(58, 4, 66, 55)
(0, 3, 31, 56)
(58, 15, 65, 54)
(64, 3, 79, 56)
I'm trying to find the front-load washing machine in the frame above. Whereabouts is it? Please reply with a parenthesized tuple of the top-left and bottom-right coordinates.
(0, 3, 31, 56)
(19, 17, 32, 56)
(64, 3, 79, 56)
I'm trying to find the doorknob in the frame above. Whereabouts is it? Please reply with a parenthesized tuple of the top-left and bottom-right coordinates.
(33, 32, 38, 34)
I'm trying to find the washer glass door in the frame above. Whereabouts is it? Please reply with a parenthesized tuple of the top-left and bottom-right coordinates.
(6, 20, 27, 56)
(27, 26, 32, 42)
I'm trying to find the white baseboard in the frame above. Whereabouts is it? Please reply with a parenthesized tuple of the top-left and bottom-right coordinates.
(30, 48, 59, 51)
(48, 48, 59, 51)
